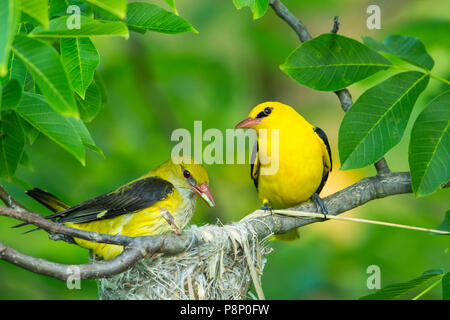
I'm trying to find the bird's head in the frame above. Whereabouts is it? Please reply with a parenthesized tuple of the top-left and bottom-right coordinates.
(159, 156, 215, 207)
(235, 101, 298, 130)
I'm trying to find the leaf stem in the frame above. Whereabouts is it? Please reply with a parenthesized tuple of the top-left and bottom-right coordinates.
(389, 65, 450, 85)
(429, 73, 450, 85)
(411, 277, 442, 300)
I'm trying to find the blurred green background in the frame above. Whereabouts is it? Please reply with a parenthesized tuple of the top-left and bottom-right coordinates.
(1, 0, 449, 299)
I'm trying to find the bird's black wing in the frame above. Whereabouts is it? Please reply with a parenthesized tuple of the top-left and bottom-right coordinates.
(313, 127, 333, 195)
(250, 141, 260, 190)
(49, 177, 174, 224)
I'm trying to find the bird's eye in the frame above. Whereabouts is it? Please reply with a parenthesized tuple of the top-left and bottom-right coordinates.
(183, 170, 191, 179)
(264, 107, 272, 116)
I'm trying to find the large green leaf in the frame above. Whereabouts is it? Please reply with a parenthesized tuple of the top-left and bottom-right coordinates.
(19, 150, 33, 171)
(60, 37, 99, 99)
(29, 15, 129, 38)
(280, 34, 392, 91)
(3, 24, 28, 86)
(9, 52, 27, 86)
(339, 71, 429, 170)
(164, 0, 178, 15)
(363, 35, 434, 71)
(360, 269, 443, 300)
(19, 116, 39, 144)
(1, 79, 23, 110)
(11, 35, 77, 117)
(409, 91, 450, 196)
(433, 210, 450, 235)
(443, 273, 450, 300)
(49, 0, 93, 18)
(251, 0, 269, 20)
(233, 0, 269, 19)
(233, 0, 251, 9)
(76, 79, 101, 122)
(0, 110, 25, 179)
(20, 0, 49, 29)
(17, 92, 85, 165)
(0, 0, 19, 77)
(126, 2, 197, 34)
(67, 117, 103, 156)
(85, 0, 126, 19)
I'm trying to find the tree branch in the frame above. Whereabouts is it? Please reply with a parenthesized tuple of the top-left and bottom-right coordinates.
(0, 172, 414, 280)
(331, 16, 340, 33)
(270, 0, 312, 42)
(0, 185, 28, 210)
(1, 206, 134, 246)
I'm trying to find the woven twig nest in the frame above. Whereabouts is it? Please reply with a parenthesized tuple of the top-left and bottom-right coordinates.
(97, 223, 272, 300)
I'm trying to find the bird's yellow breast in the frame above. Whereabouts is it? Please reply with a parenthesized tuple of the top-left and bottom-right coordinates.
(66, 190, 195, 260)
(257, 114, 325, 209)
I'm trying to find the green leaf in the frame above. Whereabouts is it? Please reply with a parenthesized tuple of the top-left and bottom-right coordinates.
(126, 2, 197, 34)
(49, 0, 93, 18)
(11, 35, 77, 117)
(233, 0, 269, 19)
(251, 0, 269, 20)
(76, 79, 101, 122)
(0, 0, 20, 77)
(17, 92, 85, 165)
(432, 210, 450, 235)
(409, 91, 450, 196)
(19, 150, 33, 171)
(19, 116, 39, 144)
(233, 0, 251, 9)
(1, 79, 23, 110)
(0, 110, 25, 179)
(360, 269, 443, 300)
(363, 35, 434, 71)
(9, 52, 27, 86)
(280, 34, 392, 91)
(23, 70, 34, 92)
(29, 15, 129, 38)
(19, 0, 49, 29)
(443, 272, 450, 300)
(67, 117, 103, 156)
(164, 0, 178, 15)
(339, 71, 429, 170)
(85, 0, 126, 20)
(60, 37, 99, 99)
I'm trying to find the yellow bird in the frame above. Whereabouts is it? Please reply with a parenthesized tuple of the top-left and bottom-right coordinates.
(235, 102, 332, 239)
(19, 156, 215, 260)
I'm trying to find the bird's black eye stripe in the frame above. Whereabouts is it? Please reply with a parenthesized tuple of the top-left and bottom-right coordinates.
(256, 107, 273, 118)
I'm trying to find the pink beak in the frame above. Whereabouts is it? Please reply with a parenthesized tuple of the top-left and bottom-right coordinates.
(235, 117, 261, 129)
(192, 182, 215, 207)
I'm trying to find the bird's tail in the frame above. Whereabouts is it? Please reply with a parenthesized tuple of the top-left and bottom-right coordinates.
(26, 188, 70, 213)
(12, 188, 69, 231)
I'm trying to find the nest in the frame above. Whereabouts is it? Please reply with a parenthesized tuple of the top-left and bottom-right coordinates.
(97, 223, 272, 300)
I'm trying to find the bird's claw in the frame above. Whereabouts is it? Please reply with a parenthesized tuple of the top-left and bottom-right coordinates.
(260, 202, 273, 215)
(312, 193, 328, 221)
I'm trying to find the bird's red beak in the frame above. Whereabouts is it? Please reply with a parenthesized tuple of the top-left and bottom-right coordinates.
(235, 117, 261, 129)
(192, 182, 215, 207)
